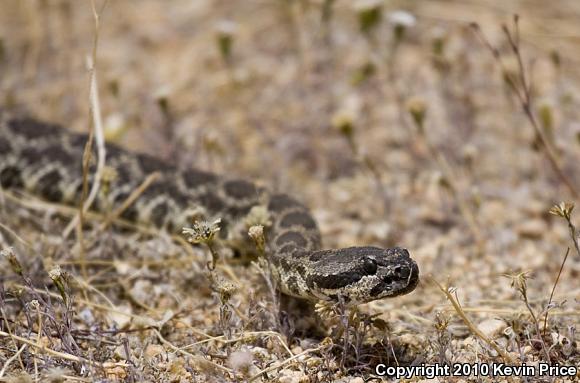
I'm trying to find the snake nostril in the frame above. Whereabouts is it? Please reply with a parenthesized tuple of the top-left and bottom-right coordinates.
(383, 276, 393, 285)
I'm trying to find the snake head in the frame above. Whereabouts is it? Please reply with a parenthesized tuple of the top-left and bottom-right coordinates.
(366, 247, 420, 301)
(305, 246, 419, 304)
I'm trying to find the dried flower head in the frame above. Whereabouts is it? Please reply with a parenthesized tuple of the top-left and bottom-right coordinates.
(314, 301, 336, 320)
(388, 10, 416, 28)
(538, 101, 554, 133)
(1, 246, 23, 275)
(431, 27, 447, 56)
(48, 265, 62, 281)
(502, 270, 533, 297)
(248, 225, 266, 254)
(100, 165, 118, 197)
(353, 0, 383, 36)
(154, 85, 172, 115)
(388, 10, 416, 42)
(209, 272, 238, 304)
(388, 10, 417, 40)
(103, 113, 128, 142)
(182, 218, 221, 244)
(549, 202, 574, 221)
(215, 20, 237, 63)
(101, 166, 118, 184)
(49, 265, 69, 304)
(550, 50, 561, 68)
(406, 97, 427, 133)
(332, 109, 356, 139)
(28, 299, 40, 310)
(434, 311, 450, 332)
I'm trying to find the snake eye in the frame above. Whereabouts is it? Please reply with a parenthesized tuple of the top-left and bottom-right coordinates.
(361, 257, 378, 275)
(393, 265, 410, 279)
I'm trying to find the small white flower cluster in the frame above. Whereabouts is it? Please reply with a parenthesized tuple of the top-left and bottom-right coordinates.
(182, 218, 222, 244)
(387, 10, 416, 28)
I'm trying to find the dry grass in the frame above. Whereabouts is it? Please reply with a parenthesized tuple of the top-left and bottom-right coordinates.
(0, 0, 579, 381)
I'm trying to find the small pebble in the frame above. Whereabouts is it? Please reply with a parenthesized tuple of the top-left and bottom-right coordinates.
(477, 318, 508, 339)
(517, 219, 547, 239)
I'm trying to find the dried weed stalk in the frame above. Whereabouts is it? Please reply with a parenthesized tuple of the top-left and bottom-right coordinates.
(472, 16, 579, 198)
(432, 277, 516, 364)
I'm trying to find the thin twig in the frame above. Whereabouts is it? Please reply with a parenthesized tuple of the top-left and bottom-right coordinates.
(0, 344, 27, 377)
(543, 248, 570, 336)
(3, 190, 198, 259)
(68, 171, 162, 257)
(471, 18, 579, 198)
(0, 308, 26, 371)
(431, 277, 516, 363)
(0, 330, 127, 368)
(152, 329, 232, 374)
(101, 172, 161, 230)
(0, 221, 31, 247)
(63, 0, 109, 280)
(249, 344, 323, 382)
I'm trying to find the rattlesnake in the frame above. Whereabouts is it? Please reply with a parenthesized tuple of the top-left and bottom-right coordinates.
(0, 111, 419, 304)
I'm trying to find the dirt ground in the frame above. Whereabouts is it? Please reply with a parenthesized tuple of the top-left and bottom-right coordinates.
(0, 1, 579, 382)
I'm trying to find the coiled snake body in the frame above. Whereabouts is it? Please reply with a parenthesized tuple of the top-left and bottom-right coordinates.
(0, 112, 419, 304)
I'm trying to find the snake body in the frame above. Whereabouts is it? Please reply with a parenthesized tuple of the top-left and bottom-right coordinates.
(0, 112, 419, 304)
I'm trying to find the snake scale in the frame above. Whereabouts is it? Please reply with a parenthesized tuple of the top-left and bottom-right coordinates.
(0, 111, 419, 304)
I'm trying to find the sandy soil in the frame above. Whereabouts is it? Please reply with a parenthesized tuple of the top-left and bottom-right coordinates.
(0, 1, 578, 382)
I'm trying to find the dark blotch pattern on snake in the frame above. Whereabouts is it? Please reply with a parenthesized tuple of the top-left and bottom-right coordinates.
(0, 111, 419, 304)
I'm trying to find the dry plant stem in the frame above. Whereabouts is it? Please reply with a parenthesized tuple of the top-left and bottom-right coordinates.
(60, 375, 92, 383)
(253, 260, 281, 328)
(249, 345, 323, 382)
(340, 303, 356, 370)
(101, 172, 161, 229)
(152, 329, 232, 374)
(13, 286, 235, 375)
(0, 221, 31, 247)
(564, 216, 580, 258)
(440, 306, 580, 317)
(432, 278, 516, 363)
(0, 344, 27, 377)
(206, 241, 219, 270)
(56, 375, 92, 383)
(34, 304, 42, 379)
(182, 330, 293, 357)
(543, 248, 570, 336)
(64, 0, 109, 280)
(471, 18, 579, 199)
(517, 278, 550, 363)
(0, 330, 127, 369)
(69, 171, 161, 257)
(17, 282, 251, 348)
(73, 275, 117, 310)
(15, 284, 154, 324)
(3, 190, 198, 259)
(0, 308, 25, 371)
(419, 130, 484, 247)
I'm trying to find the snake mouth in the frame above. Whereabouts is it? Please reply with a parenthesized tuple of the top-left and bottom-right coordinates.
(398, 259, 420, 295)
